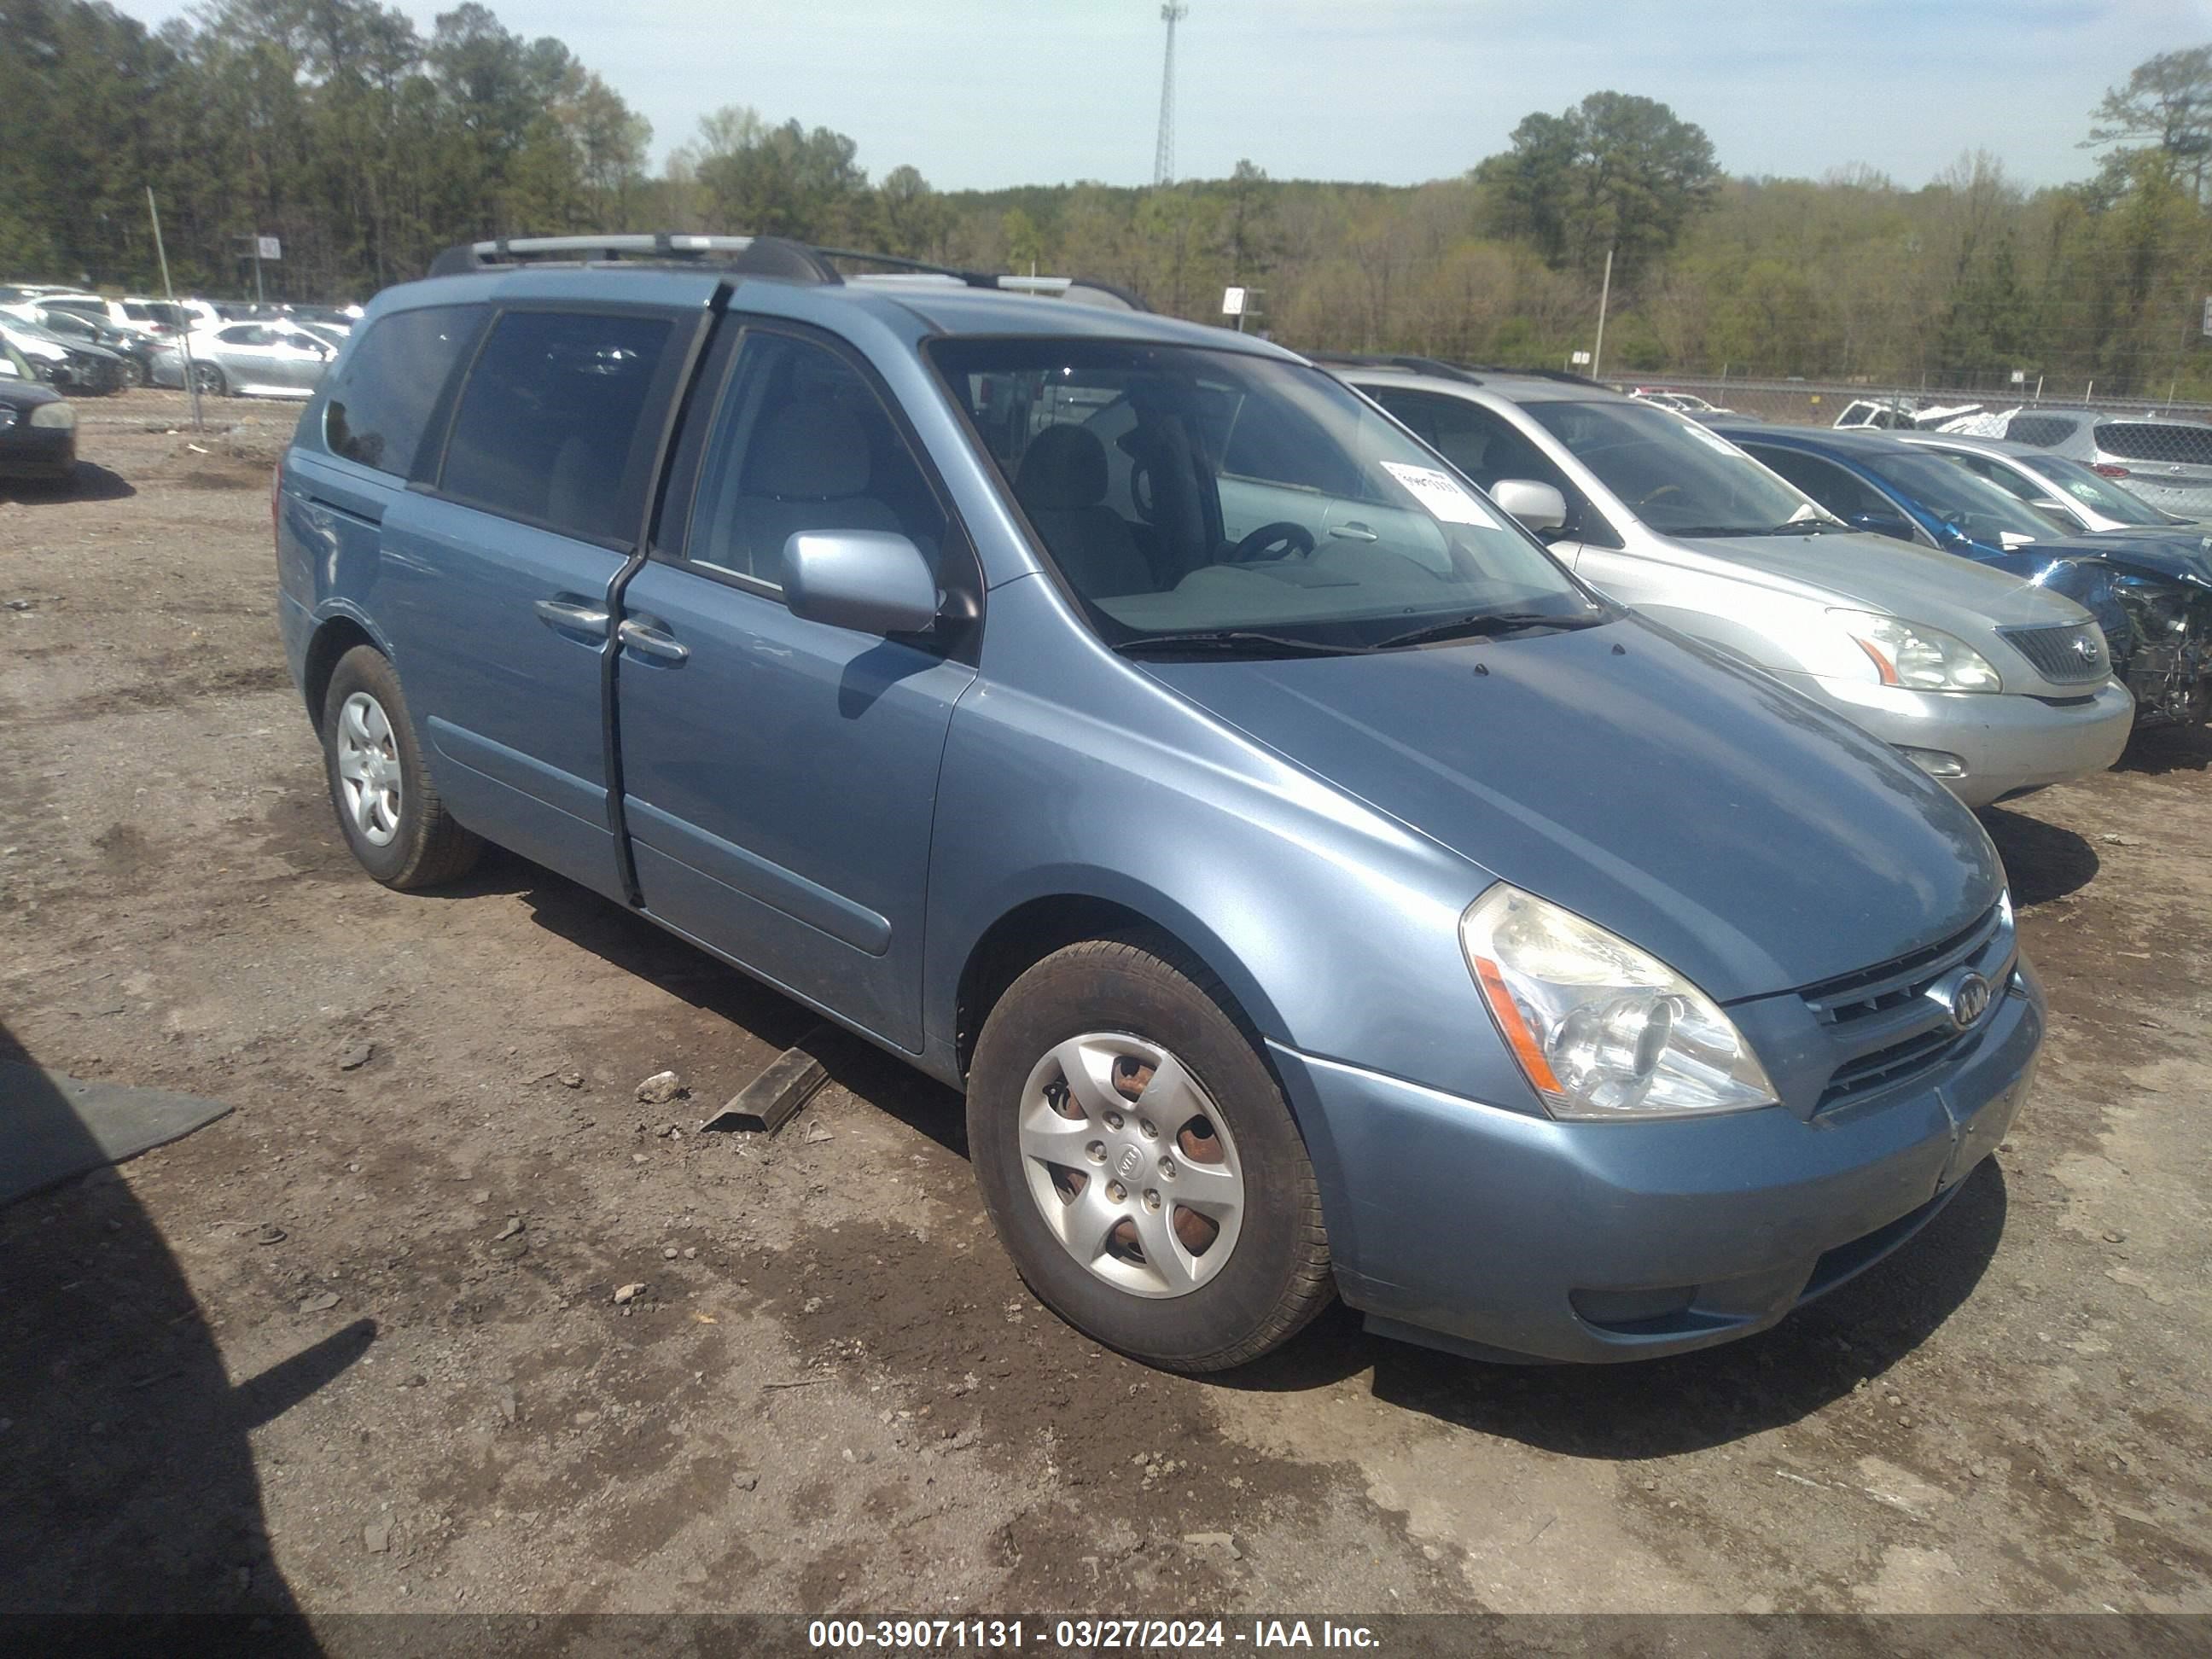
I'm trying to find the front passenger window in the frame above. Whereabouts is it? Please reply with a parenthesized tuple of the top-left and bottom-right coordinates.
(688, 333, 947, 590)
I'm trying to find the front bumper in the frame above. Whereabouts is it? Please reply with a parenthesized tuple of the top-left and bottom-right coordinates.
(0, 426, 76, 480)
(1776, 671, 2133, 806)
(1270, 961, 2041, 1364)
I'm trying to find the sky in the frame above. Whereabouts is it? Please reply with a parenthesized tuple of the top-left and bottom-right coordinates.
(105, 0, 2212, 192)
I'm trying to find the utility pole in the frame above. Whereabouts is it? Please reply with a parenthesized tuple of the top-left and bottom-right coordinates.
(1154, 3, 1188, 187)
(147, 186, 201, 430)
(1590, 246, 1614, 381)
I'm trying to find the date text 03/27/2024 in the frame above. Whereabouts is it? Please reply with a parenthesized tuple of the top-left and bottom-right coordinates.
(806, 1619, 1382, 1650)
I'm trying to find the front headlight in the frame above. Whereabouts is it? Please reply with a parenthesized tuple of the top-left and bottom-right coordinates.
(1460, 884, 1778, 1119)
(1831, 609, 2003, 692)
(28, 402, 74, 430)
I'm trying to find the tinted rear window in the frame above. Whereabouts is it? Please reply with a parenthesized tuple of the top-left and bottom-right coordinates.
(323, 305, 482, 476)
(2093, 421, 2212, 467)
(2005, 414, 2081, 448)
(439, 309, 676, 544)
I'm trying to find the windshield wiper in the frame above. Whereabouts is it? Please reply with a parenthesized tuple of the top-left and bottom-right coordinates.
(1110, 630, 1373, 659)
(1671, 518, 1841, 538)
(1373, 609, 1606, 650)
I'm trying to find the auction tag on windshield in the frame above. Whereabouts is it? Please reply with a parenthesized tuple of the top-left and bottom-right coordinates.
(1380, 462, 1499, 528)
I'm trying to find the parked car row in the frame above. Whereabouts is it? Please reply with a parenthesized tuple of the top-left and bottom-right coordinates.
(274, 235, 2088, 1382)
(0, 281, 362, 399)
(1328, 358, 2141, 802)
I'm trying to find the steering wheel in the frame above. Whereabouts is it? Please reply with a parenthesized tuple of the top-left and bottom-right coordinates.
(1636, 482, 1684, 509)
(1228, 521, 1317, 563)
(1130, 460, 1157, 522)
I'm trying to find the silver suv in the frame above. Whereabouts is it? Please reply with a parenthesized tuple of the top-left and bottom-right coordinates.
(1326, 360, 2133, 808)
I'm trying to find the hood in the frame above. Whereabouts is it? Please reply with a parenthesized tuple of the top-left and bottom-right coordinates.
(0, 375, 65, 414)
(1672, 530, 2093, 629)
(2075, 525, 2212, 586)
(1142, 619, 2002, 1004)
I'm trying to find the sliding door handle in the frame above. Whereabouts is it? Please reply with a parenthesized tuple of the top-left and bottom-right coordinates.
(618, 619, 690, 663)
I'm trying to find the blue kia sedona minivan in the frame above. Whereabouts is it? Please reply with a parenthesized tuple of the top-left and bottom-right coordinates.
(275, 235, 2039, 1372)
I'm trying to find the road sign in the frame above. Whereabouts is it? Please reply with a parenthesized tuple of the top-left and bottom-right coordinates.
(256, 236, 282, 262)
(2010, 369, 2027, 385)
(1569, 350, 1592, 366)
(2202, 295, 2211, 337)
(1220, 286, 1247, 317)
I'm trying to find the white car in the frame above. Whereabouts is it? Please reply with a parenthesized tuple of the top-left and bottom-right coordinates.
(149, 318, 336, 398)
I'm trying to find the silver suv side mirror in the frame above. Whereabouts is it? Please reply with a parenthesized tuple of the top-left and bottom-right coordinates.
(783, 530, 940, 636)
(1490, 478, 1568, 534)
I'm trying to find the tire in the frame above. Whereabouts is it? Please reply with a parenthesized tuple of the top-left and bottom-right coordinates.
(967, 936, 1332, 1372)
(320, 645, 481, 890)
(121, 358, 148, 388)
(190, 363, 227, 397)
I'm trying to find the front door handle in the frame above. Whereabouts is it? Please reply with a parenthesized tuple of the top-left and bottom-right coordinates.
(619, 619, 690, 663)
(1330, 521, 1379, 543)
(534, 597, 609, 636)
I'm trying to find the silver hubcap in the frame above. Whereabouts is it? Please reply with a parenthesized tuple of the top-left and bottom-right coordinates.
(335, 691, 402, 847)
(1018, 1033, 1245, 1299)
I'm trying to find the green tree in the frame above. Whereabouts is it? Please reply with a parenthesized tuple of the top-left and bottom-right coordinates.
(1476, 91, 1720, 281)
(2086, 44, 2212, 201)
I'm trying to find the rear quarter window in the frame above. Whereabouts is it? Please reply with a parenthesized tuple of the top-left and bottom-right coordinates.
(323, 305, 483, 477)
(2005, 414, 2081, 448)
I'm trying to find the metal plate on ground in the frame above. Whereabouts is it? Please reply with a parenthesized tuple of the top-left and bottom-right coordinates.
(0, 1061, 233, 1205)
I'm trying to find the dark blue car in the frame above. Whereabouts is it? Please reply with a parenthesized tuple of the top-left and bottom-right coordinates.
(1718, 423, 2212, 725)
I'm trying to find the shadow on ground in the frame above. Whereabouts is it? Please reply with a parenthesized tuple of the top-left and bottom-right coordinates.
(2118, 721, 2212, 778)
(0, 1021, 350, 1639)
(498, 852, 970, 1157)
(0, 461, 134, 504)
(1979, 804, 2100, 906)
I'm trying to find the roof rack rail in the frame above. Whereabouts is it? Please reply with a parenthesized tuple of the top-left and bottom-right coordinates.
(809, 247, 1148, 311)
(1301, 351, 1483, 384)
(426, 234, 838, 282)
(1458, 364, 1608, 388)
(424, 232, 1150, 310)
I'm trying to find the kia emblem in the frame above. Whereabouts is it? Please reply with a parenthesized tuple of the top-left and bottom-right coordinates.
(1950, 972, 1992, 1030)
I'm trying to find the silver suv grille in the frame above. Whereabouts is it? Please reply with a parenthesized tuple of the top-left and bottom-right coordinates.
(1800, 902, 2017, 1111)
(2001, 621, 2110, 685)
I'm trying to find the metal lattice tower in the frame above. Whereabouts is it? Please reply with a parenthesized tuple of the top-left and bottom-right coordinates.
(1153, 3, 1188, 186)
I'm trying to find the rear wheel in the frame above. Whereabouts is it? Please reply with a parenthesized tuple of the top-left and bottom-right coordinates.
(967, 937, 1332, 1372)
(320, 646, 481, 890)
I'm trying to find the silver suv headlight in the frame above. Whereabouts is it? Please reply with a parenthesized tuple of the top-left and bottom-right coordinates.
(1461, 884, 1778, 1119)
(28, 402, 74, 430)
(1831, 609, 2003, 692)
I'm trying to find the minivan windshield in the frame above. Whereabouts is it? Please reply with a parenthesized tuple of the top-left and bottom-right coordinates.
(1522, 399, 1825, 537)
(931, 339, 1601, 651)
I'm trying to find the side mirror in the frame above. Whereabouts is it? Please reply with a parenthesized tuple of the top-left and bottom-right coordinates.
(1489, 478, 1568, 533)
(783, 530, 940, 636)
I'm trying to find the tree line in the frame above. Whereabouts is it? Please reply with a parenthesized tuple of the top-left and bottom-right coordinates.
(6, 1, 2210, 398)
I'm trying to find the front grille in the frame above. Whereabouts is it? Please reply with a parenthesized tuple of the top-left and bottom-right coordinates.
(1802, 903, 2014, 1111)
(2001, 621, 2110, 685)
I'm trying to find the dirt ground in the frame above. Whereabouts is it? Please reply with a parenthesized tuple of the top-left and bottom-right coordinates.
(2, 388, 2209, 1624)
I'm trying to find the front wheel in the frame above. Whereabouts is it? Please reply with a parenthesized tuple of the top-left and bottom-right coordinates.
(320, 646, 481, 889)
(190, 363, 227, 397)
(967, 938, 1332, 1372)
